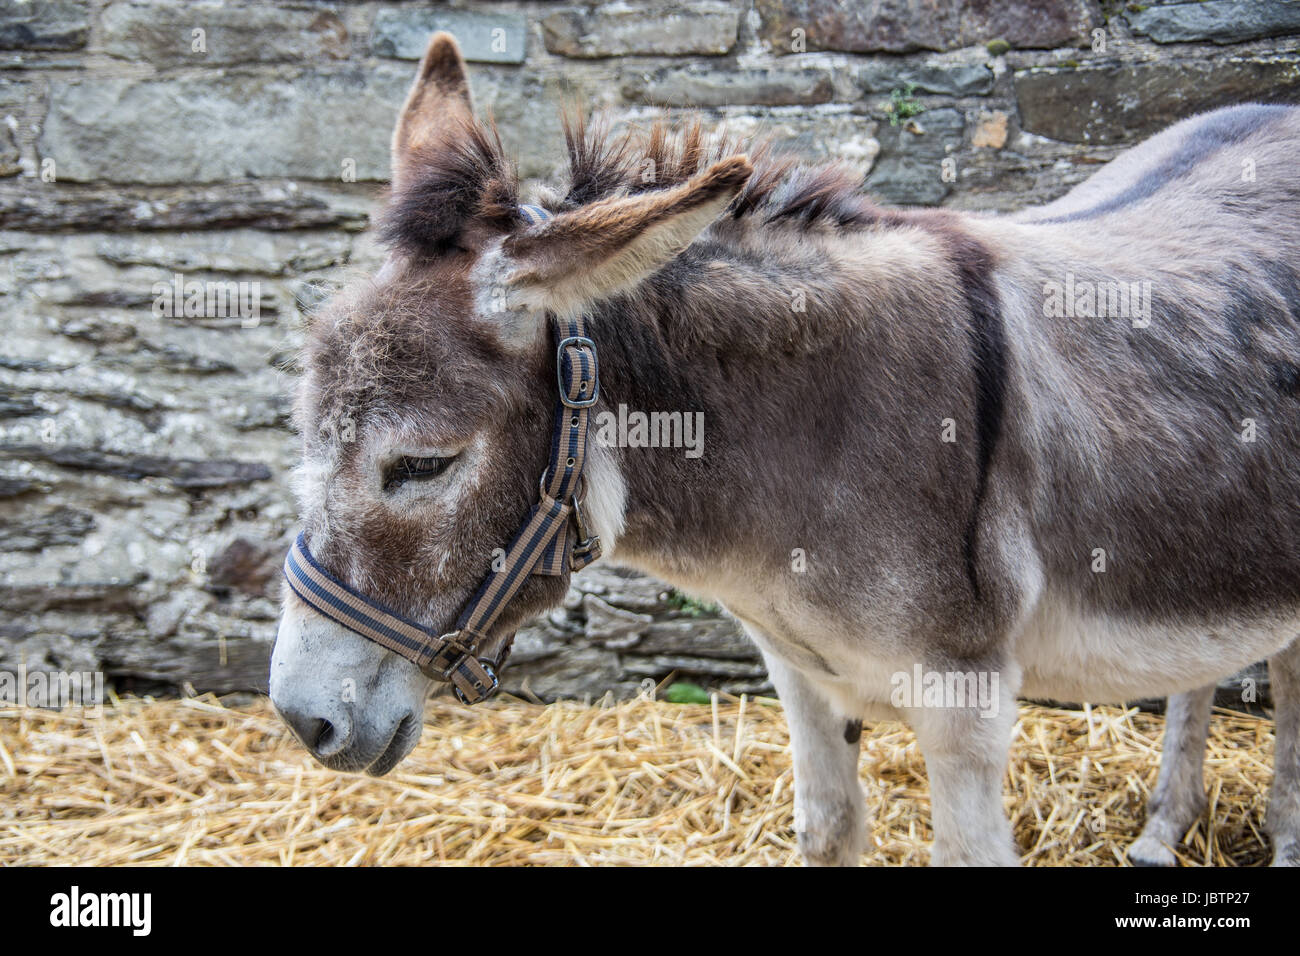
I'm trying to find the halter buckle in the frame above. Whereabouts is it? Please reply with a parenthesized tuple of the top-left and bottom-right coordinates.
(557, 336, 599, 408)
(450, 657, 500, 706)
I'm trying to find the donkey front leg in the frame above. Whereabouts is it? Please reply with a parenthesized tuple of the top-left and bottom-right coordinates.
(1128, 684, 1215, 867)
(1268, 636, 1300, 866)
(764, 654, 866, 866)
(905, 675, 1019, 866)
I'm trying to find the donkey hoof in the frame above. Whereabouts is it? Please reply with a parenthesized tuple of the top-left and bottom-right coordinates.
(795, 798, 865, 866)
(798, 835, 862, 867)
(930, 841, 1019, 867)
(1128, 835, 1178, 867)
(1270, 839, 1300, 866)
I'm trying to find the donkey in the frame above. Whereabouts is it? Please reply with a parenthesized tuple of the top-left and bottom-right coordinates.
(270, 32, 1300, 866)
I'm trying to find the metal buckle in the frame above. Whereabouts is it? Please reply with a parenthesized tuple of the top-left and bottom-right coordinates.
(538, 469, 569, 504)
(452, 658, 499, 706)
(571, 491, 600, 557)
(557, 335, 599, 408)
(422, 632, 473, 677)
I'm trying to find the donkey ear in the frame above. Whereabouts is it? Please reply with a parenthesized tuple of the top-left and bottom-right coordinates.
(391, 32, 473, 189)
(498, 155, 754, 315)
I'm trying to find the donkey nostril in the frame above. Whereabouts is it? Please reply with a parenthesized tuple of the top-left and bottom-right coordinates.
(311, 709, 353, 759)
(277, 701, 353, 760)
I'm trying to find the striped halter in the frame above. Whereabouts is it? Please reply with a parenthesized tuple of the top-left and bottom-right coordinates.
(283, 203, 602, 704)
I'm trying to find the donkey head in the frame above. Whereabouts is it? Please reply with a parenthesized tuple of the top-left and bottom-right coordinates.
(270, 32, 752, 774)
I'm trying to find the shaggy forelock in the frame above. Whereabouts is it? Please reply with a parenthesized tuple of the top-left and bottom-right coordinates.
(295, 265, 524, 451)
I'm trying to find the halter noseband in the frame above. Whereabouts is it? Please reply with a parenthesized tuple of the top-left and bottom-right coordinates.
(283, 203, 602, 705)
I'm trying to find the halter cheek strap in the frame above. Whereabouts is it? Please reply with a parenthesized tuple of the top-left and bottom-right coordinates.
(284, 204, 603, 705)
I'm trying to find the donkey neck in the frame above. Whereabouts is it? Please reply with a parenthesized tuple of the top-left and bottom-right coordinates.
(582, 214, 985, 604)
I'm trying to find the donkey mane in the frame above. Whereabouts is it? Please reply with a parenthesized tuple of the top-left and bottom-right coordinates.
(380, 111, 891, 256)
(373, 109, 1001, 365)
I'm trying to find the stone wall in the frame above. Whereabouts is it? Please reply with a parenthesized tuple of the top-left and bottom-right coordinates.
(2, 0, 1295, 703)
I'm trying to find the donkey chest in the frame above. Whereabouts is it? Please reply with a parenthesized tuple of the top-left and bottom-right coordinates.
(722, 592, 918, 708)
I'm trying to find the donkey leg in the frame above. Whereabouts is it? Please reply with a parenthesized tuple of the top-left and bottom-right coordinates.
(764, 654, 866, 866)
(1268, 636, 1300, 866)
(905, 679, 1019, 866)
(1128, 684, 1215, 867)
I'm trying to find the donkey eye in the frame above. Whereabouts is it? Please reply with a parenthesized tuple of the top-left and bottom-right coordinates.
(383, 455, 454, 492)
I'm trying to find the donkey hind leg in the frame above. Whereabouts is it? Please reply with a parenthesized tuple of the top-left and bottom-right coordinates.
(1268, 636, 1300, 866)
(1128, 684, 1215, 867)
(905, 678, 1019, 866)
(763, 654, 865, 866)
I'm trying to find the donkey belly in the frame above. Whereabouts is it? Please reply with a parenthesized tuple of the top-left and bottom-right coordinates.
(1017, 596, 1299, 703)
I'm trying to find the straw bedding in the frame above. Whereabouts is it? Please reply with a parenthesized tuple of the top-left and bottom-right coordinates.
(0, 692, 1275, 866)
